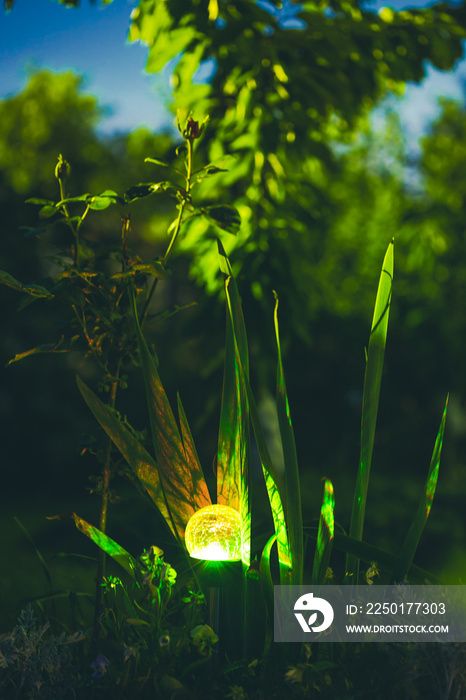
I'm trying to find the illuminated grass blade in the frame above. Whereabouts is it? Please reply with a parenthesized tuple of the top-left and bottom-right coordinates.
(224, 277, 291, 583)
(177, 393, 204, 480)
(217, 240, 251, 566)
(129, 286, 212, 544)
(312, 479, 335, 585)
(390, 395, 449, 584)
(49, 512, 138, 580)
(273, 292, 303, 585)
(138, 337, 212, 536)
(77, 376, 210, 542)
(77, 376, 176, 532)
(347, 239, 394, 582)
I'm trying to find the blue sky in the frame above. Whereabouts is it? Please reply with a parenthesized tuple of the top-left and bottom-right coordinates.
(1, 0, 465, 146)
(0, 0, 174, 133)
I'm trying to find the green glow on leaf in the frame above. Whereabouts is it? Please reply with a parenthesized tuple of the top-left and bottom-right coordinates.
(321, 480, 335, 538)
(50, 512, 138, 580)
(347, 239, 394, 581)
(185, 505, 242, 562)
(312, 479, 335, 585)
(217, 240, 251, 567)
(223, 272, 291, 578)
(273, 291, 303, 585)
(390, 395, 448, 584)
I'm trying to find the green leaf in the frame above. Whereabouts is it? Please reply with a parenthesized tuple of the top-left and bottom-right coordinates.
(77, 376, 177, 537)
(39, 205, 57, 219)
(144, 157, 171, 168)
(19, 226, 47, 238)
(7, 338, 70, 366)
(128, 290, 212, 543)
(124, 185, 157, 203)
(57, 194, 90, 206)
(217, 239, 251, 566)
(49, 512, 137, 579)
(177, 393, 203, 482)
(195, 165, 228, 183)
(0, 270, 54, 299)
(124, 183, 180, 203)
(220, 245, 290, 582)
(204, 205, 241, 235)
(146, 26, 199, 73)
(347, 239, 394, 582)
(312, 479, 335, 585)
(25, 198, 55, 206)
(111, 261, 169, 280)
(390, 395, 449, 584)
(87, 190, 123, 210)
(55, 216, 82, 225)
(274, 292, 303, 585)
(208, 0, 218, 21)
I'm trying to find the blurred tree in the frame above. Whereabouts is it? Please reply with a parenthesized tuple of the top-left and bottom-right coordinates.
(0, 70, 109, 499)
(128, 0, 466, 299)
(408, 98, 466, 389)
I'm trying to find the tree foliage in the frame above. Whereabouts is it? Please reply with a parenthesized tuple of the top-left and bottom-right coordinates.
(126, 0, 466, 314)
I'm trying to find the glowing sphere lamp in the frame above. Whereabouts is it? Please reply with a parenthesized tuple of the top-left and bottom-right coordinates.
(185, 505, 242, 562)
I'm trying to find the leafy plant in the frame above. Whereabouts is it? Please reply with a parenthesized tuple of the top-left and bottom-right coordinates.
(0, 606, 86, 699)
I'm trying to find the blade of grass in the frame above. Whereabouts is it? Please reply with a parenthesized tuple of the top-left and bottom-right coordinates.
(224, 277, 292, 583)
(273, 292, 303, 585)
(128, 284, 212, 543)
(48, 513, 138, 580)
(312, 479, 335, 585)
(15, 517, 54, 597)
(177, 393, 206, 492)
(390, 395, 449, 583)
(217, 239, 251, 567)
(77, 375, 178, 537)
(347, 239, 394, 582)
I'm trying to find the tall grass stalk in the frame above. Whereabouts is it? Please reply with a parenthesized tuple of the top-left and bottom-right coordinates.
(346, 239, 394, 582)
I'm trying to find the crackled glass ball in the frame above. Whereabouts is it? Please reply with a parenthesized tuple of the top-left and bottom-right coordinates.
(185, 505, 242, 561)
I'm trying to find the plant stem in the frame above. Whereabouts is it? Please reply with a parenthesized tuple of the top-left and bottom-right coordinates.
(58, 177, 82, 268)
(162, 137, 193, 264)
(140, 137, 194, 326)
(140, 277, 159, 327)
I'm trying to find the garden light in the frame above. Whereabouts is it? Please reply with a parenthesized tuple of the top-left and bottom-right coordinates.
(185, 504, 242, 561)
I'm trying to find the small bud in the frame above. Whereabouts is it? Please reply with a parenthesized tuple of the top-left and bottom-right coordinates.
(55, 154, 71, 181)
(184, 117, 201, 140)
(182, 115, 209, 141)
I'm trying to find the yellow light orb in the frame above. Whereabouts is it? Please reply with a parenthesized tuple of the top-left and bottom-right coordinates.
(185, 505, 242, 562)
